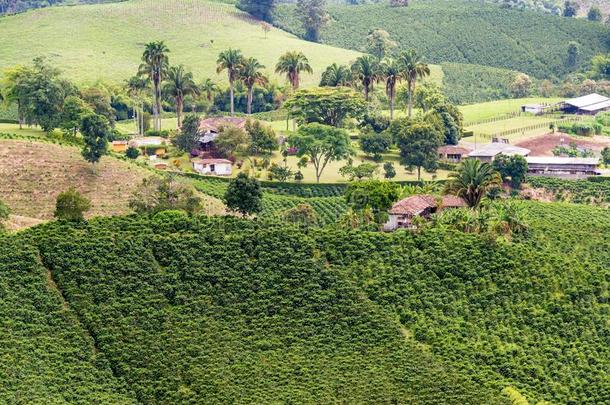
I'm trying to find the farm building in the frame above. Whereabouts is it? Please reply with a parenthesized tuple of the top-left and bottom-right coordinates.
(192, 158, 233, 176)
(198, 117, 247, 151)
(111, 140, 128, 153)
(129, 137, 167, 156)
(521, 104, 547, 115)
(468, 143, 530, 163)
(384, 194, 466, 231)
(560, 93, 610, 115)
(438, 145, 473, 162)
(526, 156, 600, 178)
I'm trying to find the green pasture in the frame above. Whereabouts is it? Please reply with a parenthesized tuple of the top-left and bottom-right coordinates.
(460, 98, 563, 123)
(0, 0, 360, 86)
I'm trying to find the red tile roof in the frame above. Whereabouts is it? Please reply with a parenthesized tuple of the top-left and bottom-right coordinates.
(438, 145, 472, 155)
(198, 117, 247, 133)
(191, 158, 232, 165)
(389, 194, 466, 215)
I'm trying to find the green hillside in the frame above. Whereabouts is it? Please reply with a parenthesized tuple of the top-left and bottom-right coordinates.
(0, 0, 360, 86)
(9, 215, 496, 403)
(1, 198, 607, 403)
(273, 0, 610, 79)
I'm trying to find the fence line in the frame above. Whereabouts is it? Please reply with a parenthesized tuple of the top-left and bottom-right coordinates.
(476, 116, 583, 140)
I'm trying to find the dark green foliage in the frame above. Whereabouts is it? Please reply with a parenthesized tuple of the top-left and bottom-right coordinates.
(237, 0, 276, 21)
(441, 63, 517, 104)
(563, 0, 578, 17)
(359, 130, 392, 160)
(284, 87, 366, 127)
(274, 0, 610, 79)
(396, 121, 441, 180)
(246, 119, 278, 155)
(80, 113, 109, 165)
(588, 6, 602, 22)
(0, 200, 9, 232)
(172, 113, 200, 152)
(492, 153, 528, 188)
(317, 201, 610, 404)
(0, 238, 135, 403)
(296, 0, 330, 42)
(602, 146, 610, 165)
(383, 161, 396, 179)
(339, 161, 378, 180)
(224, 173, 263, 215)
(54, 187, 91, 221)
(527, 176, 610, 204)
(125, 146, 140, 159)
(344, 180, 400, 223)
(129, 176, 202, 215)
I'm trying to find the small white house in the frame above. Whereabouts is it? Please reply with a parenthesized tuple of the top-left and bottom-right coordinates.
(192, 158, 232, 176)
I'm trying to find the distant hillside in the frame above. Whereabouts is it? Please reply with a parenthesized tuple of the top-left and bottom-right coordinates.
(273, 0, 610, 79)
(0, 0, 120, 15)
(0, 0, 360, 86)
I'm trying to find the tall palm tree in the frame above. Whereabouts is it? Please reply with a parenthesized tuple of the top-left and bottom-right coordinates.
(398, 49, 430, 117)
(239, 57, 268, 115)
(351, 55, 380, 102)
(445, 159, 502, 208)
(200, 78, 218, 103)
(381, 58, 402, 119)
(216, 49, 244, 115)
(138, 41, 170, 131)
(319, 63, 352, 87)
(163, 65, 199, 128)
(125, 75, 149, 136)
(275, 51, 313, 90)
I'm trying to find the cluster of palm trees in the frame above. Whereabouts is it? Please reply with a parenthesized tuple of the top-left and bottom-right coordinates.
(130, 41, 316, 132)
(321, 49, 430, 120)
(216, 49, 313, 115)
(131, 41, 199, 131)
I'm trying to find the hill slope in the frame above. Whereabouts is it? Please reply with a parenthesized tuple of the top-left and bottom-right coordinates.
(4, 200, 609, 403)
(0, 0, 360, 86)
(274, 0, 610, 79)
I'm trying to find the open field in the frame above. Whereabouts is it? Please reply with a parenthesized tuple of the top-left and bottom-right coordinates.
(466, 115, 557, 141)
(0, 139, 224, 220)
(0, 0, 360, 86)
(515, 133, 610, 156)
(461, 98, 563, 124)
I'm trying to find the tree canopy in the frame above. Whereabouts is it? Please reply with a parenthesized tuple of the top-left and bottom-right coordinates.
(283, 87, 366, 127)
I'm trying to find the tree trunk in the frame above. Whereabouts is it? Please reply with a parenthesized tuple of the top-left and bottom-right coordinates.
(247, 85, 253, 115)
(364, 84, 369, 101)
(389, 87, 395, 120)
(229, 71, 234, 115)
(18, 101, 23, 130)
(408, 81, 415, 118)
(417, 166, 421, 181)
(176, 97, 183, 128)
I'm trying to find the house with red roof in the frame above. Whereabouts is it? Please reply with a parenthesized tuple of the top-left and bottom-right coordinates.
(384, 194, 466, 231)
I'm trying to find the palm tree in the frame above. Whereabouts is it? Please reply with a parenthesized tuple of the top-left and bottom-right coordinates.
(138, 41, 170, 131)
(381, 58, 402, 119)
(216, 49, 244, 115)
(351, 55, 380, 102)
(275, 51, 313, 90)
(239, 57, 268, 115)
(398, 49, 430, 117)
(163, 65, 199, 128)
(125, 75, 149, 136)
(319, 63, 352, 87)
(200, 78, 218, 103)
(445, 159, 502, 208)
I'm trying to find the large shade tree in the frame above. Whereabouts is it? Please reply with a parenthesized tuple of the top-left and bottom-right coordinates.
(398, 49, 430, 117)
(138, 41, 169, 131)
(287, 123, 353, 183)
(275, 51, 313, 90)
(445, 158, 502, 208)
(163, 65, 199, 128)
(351, 55, 380, 101)
(283, 87, 366, 127)
(216, 49, 244, 115)
(239, 57, 268, 115)
(396, 121, 441, 181)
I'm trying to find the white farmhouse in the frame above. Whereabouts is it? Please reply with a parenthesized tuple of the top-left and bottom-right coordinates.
(192, 158, 233, 176)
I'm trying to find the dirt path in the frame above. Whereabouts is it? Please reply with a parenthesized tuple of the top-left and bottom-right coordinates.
(515, 132, 610, 156)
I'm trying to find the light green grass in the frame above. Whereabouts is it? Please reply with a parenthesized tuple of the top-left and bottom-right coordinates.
(0, 0, 360, 87)
(460, 97, 563, 123)
(466, 116, 557, 142)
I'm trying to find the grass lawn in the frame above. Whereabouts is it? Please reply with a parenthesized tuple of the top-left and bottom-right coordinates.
(0, 123, 54, 138)
(0, 0, 361, 87)
(460, 98, 563, 124)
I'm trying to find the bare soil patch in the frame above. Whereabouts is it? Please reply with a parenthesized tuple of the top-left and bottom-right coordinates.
(515, 132, 610, 156)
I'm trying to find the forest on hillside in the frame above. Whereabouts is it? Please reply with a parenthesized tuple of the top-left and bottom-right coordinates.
(273, 0, 610, 79)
